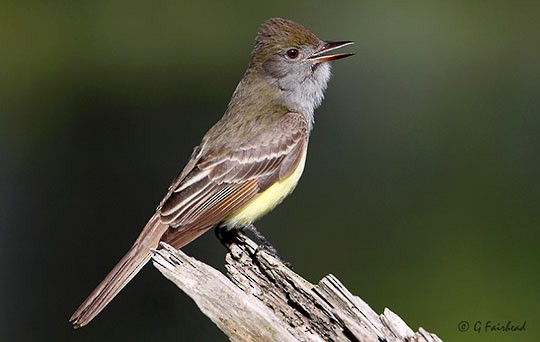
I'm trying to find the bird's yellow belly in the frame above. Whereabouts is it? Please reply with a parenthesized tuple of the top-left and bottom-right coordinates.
(224, 150, 307, 227)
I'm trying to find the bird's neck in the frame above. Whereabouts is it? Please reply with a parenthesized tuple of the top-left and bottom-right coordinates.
(226, 66, 331, 131)
(273, 63, 332, 128)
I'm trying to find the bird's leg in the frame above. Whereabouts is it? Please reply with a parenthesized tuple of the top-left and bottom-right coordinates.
(214, 225, 244, 248)
(243, 224, 293, 269)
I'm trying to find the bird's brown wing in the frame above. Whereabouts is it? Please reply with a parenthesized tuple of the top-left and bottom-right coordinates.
(70, 112, 308, 328)
(159, 112, 308, 234)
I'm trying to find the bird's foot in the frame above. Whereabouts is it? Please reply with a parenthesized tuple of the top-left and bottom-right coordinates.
(243, 224, 293, 269)
(215, 225, 244, 248)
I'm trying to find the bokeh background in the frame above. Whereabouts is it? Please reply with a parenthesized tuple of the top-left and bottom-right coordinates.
(2, 1, 539, 341)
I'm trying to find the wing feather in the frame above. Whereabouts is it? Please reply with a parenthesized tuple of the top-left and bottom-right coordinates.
(159, 113, 308, 229)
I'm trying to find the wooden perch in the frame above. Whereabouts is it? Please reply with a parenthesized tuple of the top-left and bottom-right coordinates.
(151, 235, 443, 342)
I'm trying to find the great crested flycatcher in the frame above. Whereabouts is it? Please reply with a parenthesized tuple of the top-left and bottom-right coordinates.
(70, 17, 353, 328)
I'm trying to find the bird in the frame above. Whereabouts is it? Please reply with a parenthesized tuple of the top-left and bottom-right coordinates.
(70, 17, 353, 328)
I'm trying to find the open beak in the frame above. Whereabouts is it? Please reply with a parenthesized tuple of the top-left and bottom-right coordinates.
(307, 41, 354, 64)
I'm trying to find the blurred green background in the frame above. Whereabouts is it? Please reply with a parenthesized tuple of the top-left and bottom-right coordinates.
(1, 1, 539, 341)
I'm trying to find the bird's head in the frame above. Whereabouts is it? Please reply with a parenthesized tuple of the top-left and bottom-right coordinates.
(249, 18, 354, 116)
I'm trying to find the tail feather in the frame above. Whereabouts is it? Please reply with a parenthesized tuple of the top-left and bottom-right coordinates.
(70, 213, 167, 328)
(162, 225, 213, 250)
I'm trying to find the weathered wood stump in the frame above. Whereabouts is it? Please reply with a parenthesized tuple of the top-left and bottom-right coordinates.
(152, 235, 442, 342)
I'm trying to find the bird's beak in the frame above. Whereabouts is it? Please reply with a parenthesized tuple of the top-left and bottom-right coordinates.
(307, 41, 354, 64)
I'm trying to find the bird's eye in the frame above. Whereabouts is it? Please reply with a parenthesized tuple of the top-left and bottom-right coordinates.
(286, 48, 299, 59)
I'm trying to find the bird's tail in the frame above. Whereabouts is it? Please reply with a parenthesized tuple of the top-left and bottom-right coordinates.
(70, 213, 168, 328)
